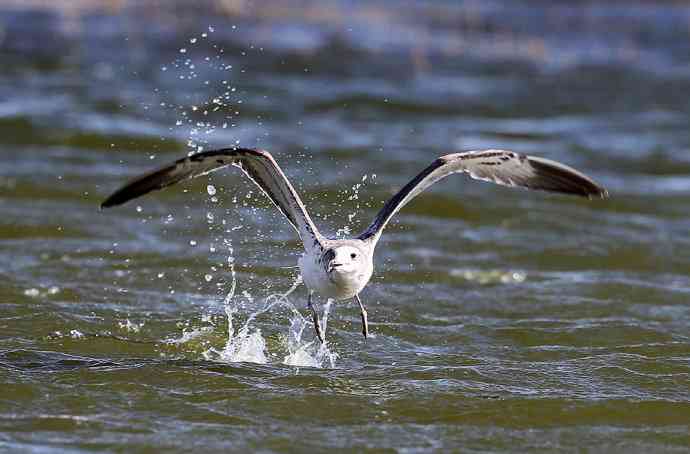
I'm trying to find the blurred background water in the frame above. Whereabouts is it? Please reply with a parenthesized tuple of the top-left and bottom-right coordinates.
(1, 0, 690, 451)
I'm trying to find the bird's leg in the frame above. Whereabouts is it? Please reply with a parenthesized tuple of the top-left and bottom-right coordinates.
(355, 294, 368, 340)
(307, 291, 324, 343)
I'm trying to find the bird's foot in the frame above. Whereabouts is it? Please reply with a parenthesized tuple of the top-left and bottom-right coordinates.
(356, 294, 368, 340)
(308, 292, 325, 344)
(312, 309, 325, 344)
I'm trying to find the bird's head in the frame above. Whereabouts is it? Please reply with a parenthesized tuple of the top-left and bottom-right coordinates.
(322, 245, 365, 275)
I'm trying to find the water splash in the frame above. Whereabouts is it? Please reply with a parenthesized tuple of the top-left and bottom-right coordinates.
(202, 274, 338, 368)
(118, 319, 144, 333)
(168, 326, 213, 345)
(283, 299, 338, 368)
(335, 173, 375, 238)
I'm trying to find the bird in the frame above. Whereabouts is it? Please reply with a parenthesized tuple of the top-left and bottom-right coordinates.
(101, 148, 607, 343)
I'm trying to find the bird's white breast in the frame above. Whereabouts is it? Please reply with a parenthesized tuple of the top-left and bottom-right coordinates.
(298, 251, 371, 300)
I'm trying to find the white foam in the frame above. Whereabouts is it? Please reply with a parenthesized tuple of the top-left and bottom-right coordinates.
(205, 274, 338, 369)
(118, 319, 144, 333)
(282, 300, 338, 368)
(167, 326, 213, 345)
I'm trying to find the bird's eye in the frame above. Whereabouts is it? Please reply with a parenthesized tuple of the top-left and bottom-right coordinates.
(350, 253, 357, 259)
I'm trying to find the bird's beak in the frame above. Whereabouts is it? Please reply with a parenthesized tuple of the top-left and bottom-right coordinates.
(327, 262, 343, 273)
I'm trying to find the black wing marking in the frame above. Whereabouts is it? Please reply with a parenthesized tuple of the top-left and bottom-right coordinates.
(358, 149, 607, 244)
(102, 148, 323, 248)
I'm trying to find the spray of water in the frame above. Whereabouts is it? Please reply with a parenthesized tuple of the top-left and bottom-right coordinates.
(202, 264, 338, 368)
(159, 28, 340, 368)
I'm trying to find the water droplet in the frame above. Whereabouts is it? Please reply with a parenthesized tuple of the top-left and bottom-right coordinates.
(24, 288, 40, 297)
(179, 48, 187, 53)
(207, 185, 216, 195)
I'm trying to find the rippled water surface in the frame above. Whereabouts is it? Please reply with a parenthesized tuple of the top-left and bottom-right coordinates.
(2, 1, 690, 451)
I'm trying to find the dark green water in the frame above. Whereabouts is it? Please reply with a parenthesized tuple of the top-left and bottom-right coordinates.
(1, 1, 690, 451)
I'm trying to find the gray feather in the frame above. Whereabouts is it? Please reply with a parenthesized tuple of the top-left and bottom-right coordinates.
(101, 148, 323, 247)
(358, 149, 607, 244)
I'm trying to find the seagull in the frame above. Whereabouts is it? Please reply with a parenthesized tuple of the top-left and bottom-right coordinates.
(102, 148, 607, 343)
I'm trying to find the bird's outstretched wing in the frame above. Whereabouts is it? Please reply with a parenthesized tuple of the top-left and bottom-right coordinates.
(101, 148, 323, 248)
(358, 149, 607, 245)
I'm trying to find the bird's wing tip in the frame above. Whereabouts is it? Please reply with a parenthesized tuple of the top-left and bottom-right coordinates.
(100, 195, 121, 209)
(583, 186, 608, 200)
(100, 199, 113, 209)
(592, 187, 609, 200)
